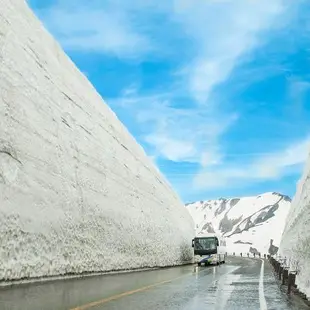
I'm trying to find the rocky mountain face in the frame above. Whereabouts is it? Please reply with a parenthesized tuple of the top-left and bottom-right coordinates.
(186, 192, 291, 255)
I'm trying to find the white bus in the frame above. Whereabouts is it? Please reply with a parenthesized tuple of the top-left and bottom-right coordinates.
(192, 233, 226, 266)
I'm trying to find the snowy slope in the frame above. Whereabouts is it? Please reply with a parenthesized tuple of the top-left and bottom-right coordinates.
(279, 152, 310, 298)
(0, 0, 194, 281)
(186, 192, 291, 255)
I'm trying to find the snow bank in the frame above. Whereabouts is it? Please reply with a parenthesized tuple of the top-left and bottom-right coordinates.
(186, 192, 291, 255)
(279, 152, 310, 298)
(0, 0, 194, 281)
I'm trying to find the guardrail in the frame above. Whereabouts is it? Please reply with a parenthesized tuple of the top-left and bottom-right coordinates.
(268, 255, 310, 305)
(227, 252, 268, 259)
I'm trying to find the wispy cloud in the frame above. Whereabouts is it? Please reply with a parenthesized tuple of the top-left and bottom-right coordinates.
(172, 0, 287, 104)
(33, 1, 152, 58)
(194, 137, 310, 190)
(34, 0, 291, 102)
(109, 87, 238, 166)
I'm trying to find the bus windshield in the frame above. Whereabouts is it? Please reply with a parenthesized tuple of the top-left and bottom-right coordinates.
(194, 237, 217, 250)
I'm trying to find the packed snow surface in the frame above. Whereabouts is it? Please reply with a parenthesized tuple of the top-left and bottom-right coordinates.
(280, 152, 310, 298)
(0, 0, 194, 281)
(186, 192, 291, 255)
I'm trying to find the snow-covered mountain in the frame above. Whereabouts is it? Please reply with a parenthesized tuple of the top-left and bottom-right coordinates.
(0, 0, 194, 281)
(280, 152, 310, 298)
(185, 192, 291, 255)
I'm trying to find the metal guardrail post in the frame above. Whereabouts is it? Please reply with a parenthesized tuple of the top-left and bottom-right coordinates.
(287, 273, 297, 294)
(288, 273, 293, 294)
(282, 269, 288, 285)
(279, 266, 283, 280)
(292, 273, 297, 288)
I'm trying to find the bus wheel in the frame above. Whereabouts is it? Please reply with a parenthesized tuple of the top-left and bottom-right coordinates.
(198, 262, 201, 266)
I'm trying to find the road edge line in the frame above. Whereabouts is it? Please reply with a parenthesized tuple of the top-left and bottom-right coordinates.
(259, 259, 268, 310)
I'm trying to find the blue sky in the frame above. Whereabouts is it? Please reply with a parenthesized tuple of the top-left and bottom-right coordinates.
(29, 0, 310, 203)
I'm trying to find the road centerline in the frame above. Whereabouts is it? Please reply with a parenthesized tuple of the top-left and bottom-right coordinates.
(70, 267, 209, 310)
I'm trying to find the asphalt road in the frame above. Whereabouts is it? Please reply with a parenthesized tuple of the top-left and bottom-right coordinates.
(0, 257, 308, 310)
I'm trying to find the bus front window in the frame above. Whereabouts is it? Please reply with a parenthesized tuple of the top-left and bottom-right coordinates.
(194, 237, 217, 250)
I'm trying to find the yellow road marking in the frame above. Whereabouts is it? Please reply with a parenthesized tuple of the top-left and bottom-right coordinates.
(70, 269, 203, 310)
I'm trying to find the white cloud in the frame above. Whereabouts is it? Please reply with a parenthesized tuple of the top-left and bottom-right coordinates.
(109, 87, 238, 166)
(194, 137, 310, 190)
(201, 150, 223, 167)
(171, 0, 287, 103)
(143, 110, 238, 165)
(254, 137, 310, 178)
(34, 2, 151, 58)
(145, 135, 195, 162)
(33, 0, 290, 102)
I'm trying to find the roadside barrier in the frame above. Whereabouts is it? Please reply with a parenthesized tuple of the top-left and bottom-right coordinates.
(230, 251, 266, 258)
(268, 255, 310, 306)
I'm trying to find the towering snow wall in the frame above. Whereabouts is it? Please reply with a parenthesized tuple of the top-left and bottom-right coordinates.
(279, 152, 310, 298)
(0, 0, 194, 281)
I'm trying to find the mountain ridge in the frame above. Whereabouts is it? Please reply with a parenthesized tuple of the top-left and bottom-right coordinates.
(185, 191, 291, 206)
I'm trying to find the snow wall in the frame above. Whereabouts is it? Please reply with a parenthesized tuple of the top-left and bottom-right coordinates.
(0, 0, 194, 281)
(279, 151, 310, 298)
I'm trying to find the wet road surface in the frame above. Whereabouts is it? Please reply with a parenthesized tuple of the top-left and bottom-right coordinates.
(0, 257, 308, 310)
